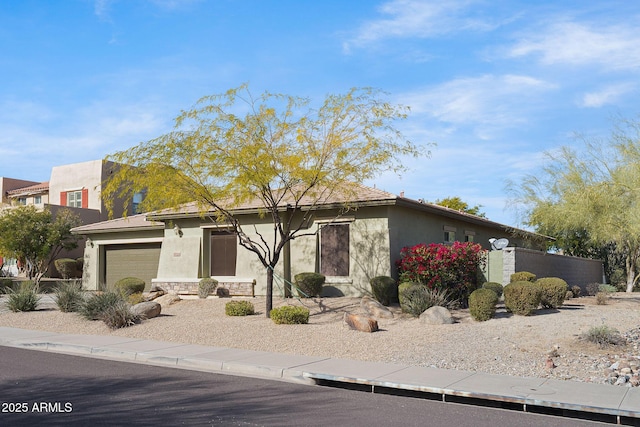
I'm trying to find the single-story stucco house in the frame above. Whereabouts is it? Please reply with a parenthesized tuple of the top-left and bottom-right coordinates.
(73, 184, 602, 296)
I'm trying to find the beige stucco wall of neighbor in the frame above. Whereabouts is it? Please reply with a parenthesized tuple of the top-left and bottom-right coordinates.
(80, 229, 164, 291)
(487, 247, 603, 287)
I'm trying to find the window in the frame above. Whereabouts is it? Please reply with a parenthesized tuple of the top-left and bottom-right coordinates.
(210, 231, 237, 276)
(17, 197, 26, 205)
(464, 230, 475, 243)
(132, 192, 144, 214)
(67, 190, 82, 208)
(34, 196, 42, 204)
(443, 225, 456, 243)
(320, 223, 350, 277)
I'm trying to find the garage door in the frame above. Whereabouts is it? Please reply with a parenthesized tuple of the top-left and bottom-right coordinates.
(104, 243, 162, 292)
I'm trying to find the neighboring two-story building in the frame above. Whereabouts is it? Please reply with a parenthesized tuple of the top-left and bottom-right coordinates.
(0, 159, 138, 277)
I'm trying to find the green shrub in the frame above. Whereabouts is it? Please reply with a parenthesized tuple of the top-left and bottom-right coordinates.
(510, 271, 536, 283)
(114, 277, 146, 296)
(270, 306, 309, 324)
(54, 258, 79, 279)
(571, 285, 582, 298)
(79, 292, 123, 320)
(99, 299, 140, 330)
(536, 277, 568, 309)
(503, 281, 542, 316)
(54, 279, 85, 312)
(127, 292, 145, 305)
(482, 282, 503, 298)
(599, 284, 617, 293)
(369, 276, 396, 306)
(294, 272, 325, 298)
(469, 288, 498, 321)
(5, 281, 40, 312)
(582, 325, 624, 347)
(1, 278, 13, 292)
(565, 290, 573, 300)
(225, 300, 255, 316)
(76, 257, 84, 274)
(198, 278, 218, 299)
(586, 282, 600, 296)
(398, 283, 453, 317)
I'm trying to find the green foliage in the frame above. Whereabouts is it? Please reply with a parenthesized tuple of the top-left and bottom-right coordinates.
(571, 285, 582, 298)
(0, 206, 81, 283)
(511, 118, 640, 292)
(536, 277, 568, 309)
(369, 276, 396, 306)
(582, 325, 624, 347)
(482, 282, 503, 298)
(54, 258, 80, 279)
(225, 300, 255, 316)
(4, 281, 40, 312)
(503, 281, 542, 316)
(398, 282, 453, 317)
(270, 306, 309, 324)
(599, 284, 617, 293)
(1, 278, 14, 292)
(198, 278, 218, 299)
(432, 196, 486, 218)
(114, 277, 146, 296)
(99, 299, 140, 330)
(510, 271, 536, 283)
(79, 292, 123, 320)
(102, 84, 423, 316)
(468, 288, 498, 321)
(127, 292, 145, 305)
(53, 279, 85, 312)
(294, 272, 325, 298)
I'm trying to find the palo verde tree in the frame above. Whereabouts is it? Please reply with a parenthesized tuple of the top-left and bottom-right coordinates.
(432, 196, 486, 218)
(511, 117, 640, 292)
(103, 85, 424, 316)
(0, 206, 82, 283)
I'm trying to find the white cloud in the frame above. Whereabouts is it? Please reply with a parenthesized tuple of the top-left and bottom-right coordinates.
(509, 21, 640, 71)
(579, 83, 637, 108)
(344, 0, 496, 51)
(398, 74, 555, 138)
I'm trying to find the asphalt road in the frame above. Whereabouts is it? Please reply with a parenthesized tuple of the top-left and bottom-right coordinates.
(0, 346, 610, 426)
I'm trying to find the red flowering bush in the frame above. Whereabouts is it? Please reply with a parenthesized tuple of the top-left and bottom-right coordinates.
(396, 242, 486, 303)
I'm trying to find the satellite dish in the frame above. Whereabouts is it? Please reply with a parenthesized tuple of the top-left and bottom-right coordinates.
(489, 238, 509, 250)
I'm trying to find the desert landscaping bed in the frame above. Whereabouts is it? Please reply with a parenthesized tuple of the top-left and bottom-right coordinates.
(1, 292, 639, 386)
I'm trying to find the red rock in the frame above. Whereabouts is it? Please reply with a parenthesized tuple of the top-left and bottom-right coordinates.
(343, 313, 379, 333)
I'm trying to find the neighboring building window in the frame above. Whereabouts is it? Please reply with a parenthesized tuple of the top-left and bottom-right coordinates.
(320, 223, 350, 277)
(61, 189, 88, 208)
(34, 196, 42, 204)
(17, 197, 26, 205)
(210, 231, 237, 276)
(67, 190, 82, 208)
(132, 192, 144, 214)
(464, 230, 475, 243)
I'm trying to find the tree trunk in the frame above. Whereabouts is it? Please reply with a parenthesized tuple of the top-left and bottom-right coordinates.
(266, 267, 273, 317)
(626, 251, 636, 293)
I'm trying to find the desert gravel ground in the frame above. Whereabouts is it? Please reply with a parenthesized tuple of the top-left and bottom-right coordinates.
(1, 292, 639, 386)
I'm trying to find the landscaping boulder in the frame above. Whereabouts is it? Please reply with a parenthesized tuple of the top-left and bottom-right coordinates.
(155, 294, 181, 307)
(419, 306, 454, 325)
(343, 313, 379, 333)
(131, 301, 161, 319)
(360, 296, 394, 319)
(144, 289, 166, 301)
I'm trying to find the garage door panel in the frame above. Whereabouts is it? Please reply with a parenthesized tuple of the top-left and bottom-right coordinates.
(105, 243, 161, 292)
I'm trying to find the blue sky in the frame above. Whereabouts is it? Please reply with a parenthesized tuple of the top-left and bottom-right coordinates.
(1, 0, 639, 226)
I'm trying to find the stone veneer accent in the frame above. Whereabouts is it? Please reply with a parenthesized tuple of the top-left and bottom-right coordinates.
(152, 278, 255, 297)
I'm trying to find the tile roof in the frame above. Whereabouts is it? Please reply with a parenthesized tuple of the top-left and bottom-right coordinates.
(7, 181, 49, 195)
(71, 213, 164, 234)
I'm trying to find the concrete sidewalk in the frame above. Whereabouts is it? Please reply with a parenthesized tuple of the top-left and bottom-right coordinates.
(1, 326, 638, 424)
